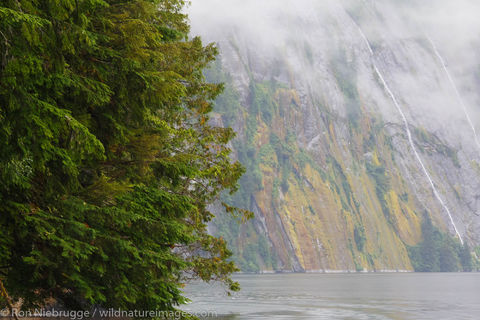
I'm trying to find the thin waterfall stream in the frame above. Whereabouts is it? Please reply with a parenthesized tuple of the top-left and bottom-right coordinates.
(427, 37, 480, 154)
(350, 18, 464, 244)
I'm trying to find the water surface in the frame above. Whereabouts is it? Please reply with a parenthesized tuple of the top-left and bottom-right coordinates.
(183, 273, 480, 319)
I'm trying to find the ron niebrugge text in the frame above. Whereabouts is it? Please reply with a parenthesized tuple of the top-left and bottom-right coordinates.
(0, 308, 217, 319)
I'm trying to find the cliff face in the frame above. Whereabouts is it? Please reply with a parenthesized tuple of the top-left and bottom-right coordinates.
(190, 0, 480, 272)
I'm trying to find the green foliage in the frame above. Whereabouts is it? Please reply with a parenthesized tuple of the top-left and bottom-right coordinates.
(354, 225, 366, 252)
(399, 192, 409, 202)
(331, 158, 353, 202)
(221, 81, 268, 209)
(366, 162, 391, 220)
(347, 239, 363, 271)
(239, 243, 261, 273)
(459, 243, 473, 272)
(324, 156, 356, 213)
(212, 213, 277, 273)
(407, 214, 472, 272)
(475, 246, 480, 257)
(0, 0, 246, 313)
(219, 80, 289, 211)
(258, 144, 277, 168)
(474, 246, 480, 271)
(242, 233, 276, 271)
(227, 137, 263, 209)
(204, 60, 241, 127)
(270, 132, 296, 193)
(250, 82, 276, 125)
(237, 228, 276, 273)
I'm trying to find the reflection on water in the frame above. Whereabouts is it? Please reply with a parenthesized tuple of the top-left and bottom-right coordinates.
(183, 273, 480, 319)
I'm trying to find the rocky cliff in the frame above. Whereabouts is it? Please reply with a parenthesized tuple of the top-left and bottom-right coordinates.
(190, 0, 480, 272)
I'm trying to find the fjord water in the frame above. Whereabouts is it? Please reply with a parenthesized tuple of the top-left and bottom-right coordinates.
(183, 273, 480, 319)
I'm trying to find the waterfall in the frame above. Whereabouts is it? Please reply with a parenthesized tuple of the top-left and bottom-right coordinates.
(427, 37, 480, 154)
(351, 20, 464, 245)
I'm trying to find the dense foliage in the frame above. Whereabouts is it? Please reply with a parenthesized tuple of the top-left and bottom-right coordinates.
(0, 0, 246, 313)
(408, 214, 472, 272)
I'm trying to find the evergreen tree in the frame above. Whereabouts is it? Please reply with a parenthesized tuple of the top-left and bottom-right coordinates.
(459, 243, 473, 272)
(1, 0, 247, 312)
(407, 214, 467, 272)
(418, 214, 440, 272)
(438, 243, 459, 272)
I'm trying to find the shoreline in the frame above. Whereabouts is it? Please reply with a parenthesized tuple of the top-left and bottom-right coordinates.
(233, 270, 480, 275)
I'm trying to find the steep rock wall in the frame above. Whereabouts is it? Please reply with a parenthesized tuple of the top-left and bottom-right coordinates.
(193, 0, 480, 272)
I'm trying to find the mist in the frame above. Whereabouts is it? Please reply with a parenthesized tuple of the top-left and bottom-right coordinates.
(189, 0, 480, 53)
(188, 0, 480, 132)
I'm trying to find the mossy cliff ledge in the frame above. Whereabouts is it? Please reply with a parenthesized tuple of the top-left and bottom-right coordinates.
(191, 1, 480, 272)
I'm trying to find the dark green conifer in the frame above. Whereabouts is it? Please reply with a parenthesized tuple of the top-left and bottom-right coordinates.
(0, 0, 246, 312)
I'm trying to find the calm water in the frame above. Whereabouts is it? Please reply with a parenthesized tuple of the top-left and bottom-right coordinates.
(183, 273, 480, 319)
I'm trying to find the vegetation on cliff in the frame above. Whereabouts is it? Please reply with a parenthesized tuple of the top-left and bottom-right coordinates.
(408, 215, 472, 272)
